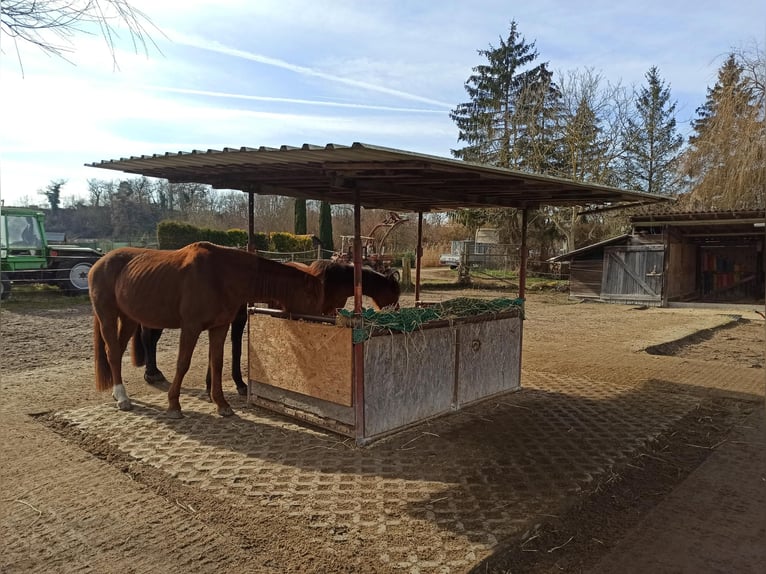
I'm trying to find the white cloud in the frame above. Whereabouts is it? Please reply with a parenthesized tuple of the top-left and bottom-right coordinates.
(2, 0, 766, 206)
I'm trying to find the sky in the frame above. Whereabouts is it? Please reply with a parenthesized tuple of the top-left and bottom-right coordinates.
(1, 0, 765, 207)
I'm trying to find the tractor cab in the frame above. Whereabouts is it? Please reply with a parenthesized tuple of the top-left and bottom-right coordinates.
(0, 208, 48, 272)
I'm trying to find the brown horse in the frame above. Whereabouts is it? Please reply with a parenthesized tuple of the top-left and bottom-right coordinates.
(89, 241, 324, 418)
(134, 259, 401, 396)
(288, 259, 401, 315)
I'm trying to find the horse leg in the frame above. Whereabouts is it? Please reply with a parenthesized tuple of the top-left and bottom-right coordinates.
(166, 328, 201, 419)
(230, 307, 248, 396)
(142, 327, 169, 384)
(204, 307, 247, 397)
(208, 325, 234, 417)
(98, 314, 132, 411)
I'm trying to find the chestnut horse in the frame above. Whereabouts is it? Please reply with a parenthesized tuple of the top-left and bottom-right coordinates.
(133, 259, 401, 396)
(89, 241, 324, 418)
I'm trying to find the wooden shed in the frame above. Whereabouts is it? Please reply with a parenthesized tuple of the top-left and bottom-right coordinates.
(552, 209, 766, 306)
(88, 143, 666, 443)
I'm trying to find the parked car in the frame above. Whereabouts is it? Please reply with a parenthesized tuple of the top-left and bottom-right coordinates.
(439, 253, 460, 269)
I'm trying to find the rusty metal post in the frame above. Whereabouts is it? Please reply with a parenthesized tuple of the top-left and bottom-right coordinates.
(415, 211, 423, 303)
(352, 191, 365, 441)
(247, 189, 255, 252)
(519, 208, 529, 300)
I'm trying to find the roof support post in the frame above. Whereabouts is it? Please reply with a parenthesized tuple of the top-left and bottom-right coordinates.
(661, 225, 670, 307)
(353, 192, 363, 311)
(519, 208, 529, 300)
(352, 190, 365, 442)
(415, 211, 423, 303)
(247, 189, 255, 252)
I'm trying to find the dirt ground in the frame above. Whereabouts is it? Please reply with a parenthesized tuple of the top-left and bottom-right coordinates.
(1, 276, 764, 573)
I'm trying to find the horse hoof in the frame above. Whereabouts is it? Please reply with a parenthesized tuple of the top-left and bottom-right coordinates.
(144, 372, 169, 385)
(166, 409, 183, 419)
(116, 399, 133, 411)
(236, 385, 248, 397)
(218, 406, 235, 417)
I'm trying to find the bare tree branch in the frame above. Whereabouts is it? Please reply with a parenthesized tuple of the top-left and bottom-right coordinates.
(1, 0, 162, 72)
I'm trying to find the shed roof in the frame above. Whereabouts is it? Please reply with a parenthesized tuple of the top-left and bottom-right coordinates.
(631, 209, 766, 241)
(549, 234, 632, 262)
(87, 142, 667, 212)
(630, 209, 765, 225)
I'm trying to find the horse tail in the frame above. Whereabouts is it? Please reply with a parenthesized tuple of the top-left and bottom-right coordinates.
(93, 314, 113, 391)
(131, 326, 146, 367)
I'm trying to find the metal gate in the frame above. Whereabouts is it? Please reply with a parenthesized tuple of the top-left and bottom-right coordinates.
(602, 244, 664, 304)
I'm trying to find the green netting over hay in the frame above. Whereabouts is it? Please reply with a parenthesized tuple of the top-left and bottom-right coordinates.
(338, 297, 525, 343)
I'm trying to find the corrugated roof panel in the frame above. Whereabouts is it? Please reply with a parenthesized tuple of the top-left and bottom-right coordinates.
(87, 142, 670, 211)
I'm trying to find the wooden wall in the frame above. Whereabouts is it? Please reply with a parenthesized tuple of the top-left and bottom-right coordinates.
(666, 241, 696, 301)
(601, 245, 664, 304)
(569, 260, 603, 299)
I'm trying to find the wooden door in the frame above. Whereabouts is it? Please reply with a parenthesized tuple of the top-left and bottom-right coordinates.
(602, 244, 664, 303)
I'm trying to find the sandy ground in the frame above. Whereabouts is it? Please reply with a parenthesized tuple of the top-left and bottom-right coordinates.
(1, 275, 764, 573)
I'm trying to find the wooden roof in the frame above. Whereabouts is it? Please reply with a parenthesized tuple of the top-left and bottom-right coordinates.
(549, 234, 632, 262)
(631, 209, 766, 241)
(87, 142, 667, 212)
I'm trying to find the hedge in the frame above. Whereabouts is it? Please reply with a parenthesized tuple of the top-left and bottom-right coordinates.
(157, 220, 310, 253)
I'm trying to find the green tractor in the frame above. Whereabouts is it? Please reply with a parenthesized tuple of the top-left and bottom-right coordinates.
(0, 206, 103, 300)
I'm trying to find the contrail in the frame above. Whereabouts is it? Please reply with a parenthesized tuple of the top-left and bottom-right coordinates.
(169, 31, 454, 109)
(140, 85, 447, 113)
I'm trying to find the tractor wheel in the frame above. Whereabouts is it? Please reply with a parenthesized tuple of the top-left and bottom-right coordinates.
(0, 273, 11, 301)
(59, 260, 97, 296)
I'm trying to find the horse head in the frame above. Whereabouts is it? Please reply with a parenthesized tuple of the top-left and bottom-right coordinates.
(371, 272, 401, 311)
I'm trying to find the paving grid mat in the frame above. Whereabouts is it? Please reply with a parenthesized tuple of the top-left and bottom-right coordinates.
(43, 370, 705, 573)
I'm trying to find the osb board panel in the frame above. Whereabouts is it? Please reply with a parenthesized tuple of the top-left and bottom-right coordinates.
(249, 315, 352, 406)
(456, 317, 521, 405)
(363, 328, 455, 437)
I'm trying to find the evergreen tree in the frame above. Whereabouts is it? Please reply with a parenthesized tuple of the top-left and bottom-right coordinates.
(294, 198, 307, 235)
(621, 67, 683, 195)
(319, 201, 334, 252)
(547, 69, 631, 251)
(514, 66, 564, 173)
(549, 97, 606, 251)
(450, 20, 557, 169)
(449, 21, 561, 247)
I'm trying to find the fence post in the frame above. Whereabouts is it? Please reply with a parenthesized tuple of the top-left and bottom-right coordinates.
(401, 255, 412, 288)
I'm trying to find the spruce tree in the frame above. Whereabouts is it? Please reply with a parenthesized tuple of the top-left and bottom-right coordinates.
(449, 21, 560, 246)
(450, 20, 557, 169)
(621, 67, 683, 195)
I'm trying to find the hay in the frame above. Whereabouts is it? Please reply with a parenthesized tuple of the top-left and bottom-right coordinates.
(338, 297, 524, 343)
